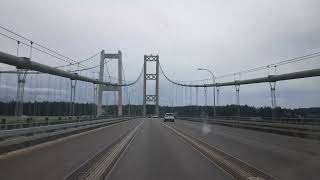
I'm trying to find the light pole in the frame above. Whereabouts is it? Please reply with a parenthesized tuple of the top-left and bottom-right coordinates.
(197, 68, 216, 118)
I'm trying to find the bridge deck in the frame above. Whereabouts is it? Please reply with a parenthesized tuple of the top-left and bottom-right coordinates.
(0, 118, 319, 180)
(0, 120, 141, 180)
(108, 119, 232, 180)
(171, 119, 320, 180)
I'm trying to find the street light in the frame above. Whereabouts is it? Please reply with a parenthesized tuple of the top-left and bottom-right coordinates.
(197, 68, 216, 118)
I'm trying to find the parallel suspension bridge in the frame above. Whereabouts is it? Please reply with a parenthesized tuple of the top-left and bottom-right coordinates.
(0, 26, 320, 180)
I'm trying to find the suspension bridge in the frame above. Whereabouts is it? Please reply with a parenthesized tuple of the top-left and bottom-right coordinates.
(0, 26, 320, 180)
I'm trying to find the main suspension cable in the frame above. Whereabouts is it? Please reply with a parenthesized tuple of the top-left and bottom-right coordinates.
(0, 29, 98, 72)
(160, 50, 320, 87)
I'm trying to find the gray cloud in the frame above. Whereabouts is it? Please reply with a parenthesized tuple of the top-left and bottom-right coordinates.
(0, 0, 320, 108)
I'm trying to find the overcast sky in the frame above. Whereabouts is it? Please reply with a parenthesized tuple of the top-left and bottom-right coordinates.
(0, 0, 320, 108)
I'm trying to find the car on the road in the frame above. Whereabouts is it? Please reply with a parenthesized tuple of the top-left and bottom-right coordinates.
(152, 115, 158, 118)
(164, 113, 174, 122)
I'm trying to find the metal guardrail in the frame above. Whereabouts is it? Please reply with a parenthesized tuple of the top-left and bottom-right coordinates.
(0, 116, 118, 130)
(177, 116, 320, 125)
(177, 117, 320, 135)
(0, 116, 138, 139)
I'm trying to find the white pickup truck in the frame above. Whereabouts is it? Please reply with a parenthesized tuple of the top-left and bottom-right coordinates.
(164, 113, 175, 122)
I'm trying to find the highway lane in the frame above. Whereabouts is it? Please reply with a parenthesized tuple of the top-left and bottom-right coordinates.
(107, 119, 233, 180)
(170, 119, 320, 180)
(0, 118, 143, 180)
(1, 117, 319, 180)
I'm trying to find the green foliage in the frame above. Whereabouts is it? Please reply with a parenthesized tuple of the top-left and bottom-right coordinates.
(0, 101, 319, 118)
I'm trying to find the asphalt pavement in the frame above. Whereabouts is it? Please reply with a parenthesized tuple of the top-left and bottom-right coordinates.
(170, 119, 320, 180)
(1, 117, 319, 180)
(107, 118, 233, 180)
(0, 119, 142, 180)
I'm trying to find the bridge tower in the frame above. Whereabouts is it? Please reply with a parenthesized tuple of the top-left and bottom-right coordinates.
(97, 50, 122, 116)
(143, 54, 159, 117)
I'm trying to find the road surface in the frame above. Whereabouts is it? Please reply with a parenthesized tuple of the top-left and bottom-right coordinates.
(0, 119, 142, 180)
(169, 119, 320, 180)
(0, 118, 320, 180)
(107, 118, 232, 180)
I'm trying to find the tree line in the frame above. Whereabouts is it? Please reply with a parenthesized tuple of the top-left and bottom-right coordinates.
(0, 101, 319, 118)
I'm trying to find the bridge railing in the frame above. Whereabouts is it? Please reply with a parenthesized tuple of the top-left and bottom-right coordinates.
(176, 116, 320, 140)
(0, 115, 134, 131)
(0, 116, 141, 139)
(176, 116, 320, 125)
